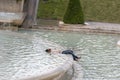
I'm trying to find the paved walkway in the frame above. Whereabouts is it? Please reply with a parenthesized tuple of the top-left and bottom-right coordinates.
(86, 22, 120, 33)
(57, 22, 120, 34)
(36, 20, 120, 34)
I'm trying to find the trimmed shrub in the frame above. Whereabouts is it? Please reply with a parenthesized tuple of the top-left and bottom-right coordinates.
(63, 0, 84, 24)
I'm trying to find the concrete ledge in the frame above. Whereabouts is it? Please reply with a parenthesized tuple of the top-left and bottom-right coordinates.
(33, 24, 120, 34)
(0, 12, 26, 25)
(72, 62, 83, 80)
(0, 26, 18, 31)
(32, 21, 120, 34)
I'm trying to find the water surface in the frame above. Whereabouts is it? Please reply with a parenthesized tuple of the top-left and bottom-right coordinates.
(19, 30, 120, 80)
(0, 30, 67, 80)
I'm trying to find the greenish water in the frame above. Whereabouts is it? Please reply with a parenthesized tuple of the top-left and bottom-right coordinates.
(19, 30, 120, 80)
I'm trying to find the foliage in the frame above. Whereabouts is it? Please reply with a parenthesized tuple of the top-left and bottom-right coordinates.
(63, 0, 84, 24)
(38, 0, 120, 23)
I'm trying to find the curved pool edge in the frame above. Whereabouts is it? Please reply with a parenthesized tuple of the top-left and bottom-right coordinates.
(19, 55, 74, 80)
(72, 62, 83, 80)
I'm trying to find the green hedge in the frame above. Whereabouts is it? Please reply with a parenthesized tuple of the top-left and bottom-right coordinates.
(63, 0, 84, 24)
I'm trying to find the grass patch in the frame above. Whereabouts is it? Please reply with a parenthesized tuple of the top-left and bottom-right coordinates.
(37, 0, 69, 20)
(80, 0, 120, 23)
(37, 0, 120, 23)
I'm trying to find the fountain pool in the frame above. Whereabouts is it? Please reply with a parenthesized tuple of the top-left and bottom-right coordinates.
(0, 30, 73, 80)
(18, 30, 120, 80)
(1, 29, 120, 80)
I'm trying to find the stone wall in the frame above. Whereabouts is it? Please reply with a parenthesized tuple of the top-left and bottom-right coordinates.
(0, 0, 23, 12)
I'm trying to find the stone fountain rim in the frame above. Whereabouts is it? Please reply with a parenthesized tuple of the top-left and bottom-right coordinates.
(18, 55, 74, 80)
